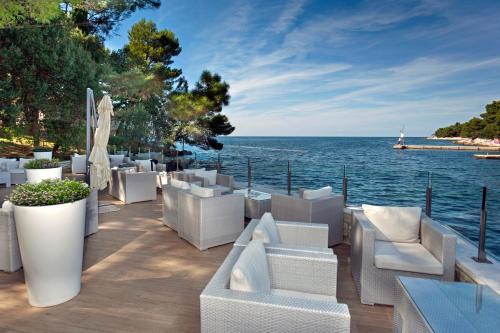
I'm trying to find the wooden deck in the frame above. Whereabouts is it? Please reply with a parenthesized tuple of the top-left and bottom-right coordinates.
(0, 191, 392, 333)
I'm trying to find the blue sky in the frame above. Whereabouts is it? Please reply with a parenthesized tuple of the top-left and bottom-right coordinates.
(105, 0, 500, 136)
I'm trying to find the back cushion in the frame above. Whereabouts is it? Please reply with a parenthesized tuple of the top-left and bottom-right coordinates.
(195, 169, 217, 185)
(252, 213, 281, 244)
(190, 184, 216, 198)
(0, 158, 18, 170)
(230, 240, 271, 293)
(362, 204, 421, 243)
(135, 159, 155, 172)
(170, 178, 190, 189)
(302, 186, 332, 200)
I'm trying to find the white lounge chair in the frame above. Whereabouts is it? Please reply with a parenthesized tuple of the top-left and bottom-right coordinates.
(200, 241, 350, 333)
(109, 168, 157, 204)
(350, 204, 457, 305)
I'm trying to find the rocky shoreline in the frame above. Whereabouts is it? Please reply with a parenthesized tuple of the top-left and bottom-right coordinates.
(428, 136, 500, 147)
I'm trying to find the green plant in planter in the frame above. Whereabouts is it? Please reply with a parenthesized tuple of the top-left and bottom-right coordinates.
(10, 179, 90, 207)
(33, 147, 52, 152)
(24, 159, 60, 169)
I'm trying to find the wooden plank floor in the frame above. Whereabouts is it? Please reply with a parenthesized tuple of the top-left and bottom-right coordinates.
(0, 190, 392, 333)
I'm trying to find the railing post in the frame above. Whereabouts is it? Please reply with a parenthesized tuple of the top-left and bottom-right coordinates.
(194, 152, 197, 168)
(473, 186, 491, 263)
(247, 157, 252, 193)
(217, 154, 221, 173)
(342, 165, 348, 206)
(425, 172, 432, 217)
(176, 149, 179, 171)
(287, 160, 292, 196)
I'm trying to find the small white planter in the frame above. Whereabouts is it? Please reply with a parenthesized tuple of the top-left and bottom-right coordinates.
(25, 167, 62, 184)
(14, 198, 87, 307)
(33, 151, 53, 160)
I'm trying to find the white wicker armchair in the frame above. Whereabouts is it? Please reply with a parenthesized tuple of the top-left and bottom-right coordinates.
(234, 218, 330, 254)
(177, 191, 244, 250)
(162, 183, 189, 232)
(271, 192, 344, 246)
(200, 245, 350, 333)
(71, 154, 87, 174)
(351, 209, 457, 306)
(0, 203, 22, 272)
(109, 169, 158, 204)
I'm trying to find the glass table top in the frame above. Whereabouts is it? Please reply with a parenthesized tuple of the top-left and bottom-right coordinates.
(399, 276, 500, 333)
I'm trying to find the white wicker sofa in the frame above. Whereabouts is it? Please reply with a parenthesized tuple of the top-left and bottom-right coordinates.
(177, 185, 244, 250)
(271, 187, 344, 246)
(0, 202, 22, 272)
(350, 204, 457, 306)
(200, 241, 350, 333)
(234, 213, 331, 254)
(109, 168, 157, 204)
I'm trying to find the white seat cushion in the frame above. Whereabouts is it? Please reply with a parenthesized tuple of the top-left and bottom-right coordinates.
(170, 178, 190, 189)
(271, 289, 337, 302)
(252, 213, 281, 244)
(374, 241, 443, 275)
(194, 169, 217, 185)
(230, 240, 271, 293)
(302, 186, 332, 200)
(362, 204, 421, 243)
(190, 183, 216, 198)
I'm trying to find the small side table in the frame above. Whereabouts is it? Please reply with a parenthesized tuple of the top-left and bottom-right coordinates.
(233, 189, 271, 219)
(0, 172, 11, 188)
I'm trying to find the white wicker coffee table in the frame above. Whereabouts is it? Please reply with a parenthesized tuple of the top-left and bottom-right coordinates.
(233, 189, 271, 219)
(394, 276, 499, 333)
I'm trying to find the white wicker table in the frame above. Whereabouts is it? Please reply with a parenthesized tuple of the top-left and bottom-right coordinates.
(394, 276, 500, 333)
(233, 189, 271, 219)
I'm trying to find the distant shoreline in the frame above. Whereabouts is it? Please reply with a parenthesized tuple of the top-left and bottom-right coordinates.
(427, 136, 500, 147)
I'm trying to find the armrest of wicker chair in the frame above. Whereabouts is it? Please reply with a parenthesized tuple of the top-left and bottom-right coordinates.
(200, 246, 349, 333)
(350, 211, 376, 294)
(420, 215, 456, 280)
(267, 249, 338, 296)
(276, 221, 329, 248)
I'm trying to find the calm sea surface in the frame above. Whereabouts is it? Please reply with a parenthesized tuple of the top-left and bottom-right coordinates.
(190, 137, 500, 258)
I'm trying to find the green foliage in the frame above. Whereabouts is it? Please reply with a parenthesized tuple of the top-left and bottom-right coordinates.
(0, 25, 100, 148)
(33, 146, 52, 152)
(435, 101, 500, 139)
(10, 178, 90, 206)
(0, 0, 62, 27)
(24, 159, 60, 169)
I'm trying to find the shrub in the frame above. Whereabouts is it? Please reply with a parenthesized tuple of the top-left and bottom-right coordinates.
(24, 159, 60, 169)
(10, 179, 90, 207)
(33, 146, 52, 152)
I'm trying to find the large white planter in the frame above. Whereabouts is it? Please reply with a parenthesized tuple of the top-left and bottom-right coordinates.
(33, 151, 52, 160)
(25, 167, 62, 184)
(13, 198, 87, 307)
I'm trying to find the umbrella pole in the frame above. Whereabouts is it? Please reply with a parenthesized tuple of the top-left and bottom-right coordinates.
(85, 88, 93, 185)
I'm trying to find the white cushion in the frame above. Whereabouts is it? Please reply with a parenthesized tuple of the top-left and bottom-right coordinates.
(18, 158, 33, 169)
(183, 168, 205, 174)
(194, 169, 217, 185)
(135, 159, 155, 172)
(271, 289, 336, 302)
(302, 186, 332, 200)
(374, 240, 443, 275)
(252, 213, 281, 244)
(190, 183, 215, 198)
(362, 204, 421, 243)
(170, 178, 190, 190)
(230, 240, 271, 293)
(1, 200, 13, 211)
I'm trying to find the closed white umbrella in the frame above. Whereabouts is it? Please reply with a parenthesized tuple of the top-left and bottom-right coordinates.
(89, 95, 113, 190)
